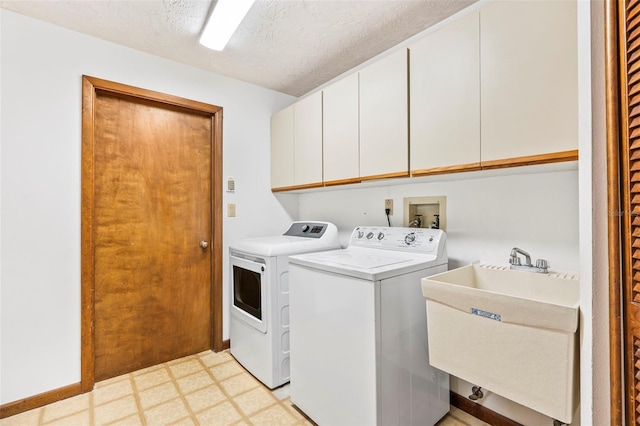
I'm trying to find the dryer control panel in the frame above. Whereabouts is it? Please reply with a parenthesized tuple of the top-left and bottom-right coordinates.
(283, 222, 329, 238)
(349, 226, 446, 255)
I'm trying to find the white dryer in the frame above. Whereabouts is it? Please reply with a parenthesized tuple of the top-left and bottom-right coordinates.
(229, 221, 340, 389)
(289, 226, 450, 426)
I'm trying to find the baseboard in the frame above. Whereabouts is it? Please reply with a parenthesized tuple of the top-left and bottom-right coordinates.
(450, 391, 522, 426)
(0, 382, 82, 419)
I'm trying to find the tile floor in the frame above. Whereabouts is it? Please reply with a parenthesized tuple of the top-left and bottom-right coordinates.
(0, 350, 488, 426)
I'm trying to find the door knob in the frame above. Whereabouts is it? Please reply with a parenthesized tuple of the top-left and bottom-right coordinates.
(200, 240, 209, 249)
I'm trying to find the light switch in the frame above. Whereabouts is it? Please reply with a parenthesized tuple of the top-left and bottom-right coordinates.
(227, 203, 236, 217)
(227, 177, 235, 192)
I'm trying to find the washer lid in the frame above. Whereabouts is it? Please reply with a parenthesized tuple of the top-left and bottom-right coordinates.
(289, 247, 442, 281)
(307, 251, 411, 269)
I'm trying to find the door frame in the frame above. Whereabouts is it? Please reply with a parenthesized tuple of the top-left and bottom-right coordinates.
(80, 75, 224, 392)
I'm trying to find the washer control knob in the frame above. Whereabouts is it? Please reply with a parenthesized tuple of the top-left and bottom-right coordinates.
(404, 233, 416, 244)
(357, 230, 365, 238)
(366, 232, 374, 239)
(377, 232, 385, 240)
(301, 225, 310, 232)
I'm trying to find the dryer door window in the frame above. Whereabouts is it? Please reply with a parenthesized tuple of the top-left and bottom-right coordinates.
(230, 255, 268, 333)
(233, 265, 262, 320)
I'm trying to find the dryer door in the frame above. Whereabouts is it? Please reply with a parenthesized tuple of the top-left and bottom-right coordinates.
(230, 255, 268, 333)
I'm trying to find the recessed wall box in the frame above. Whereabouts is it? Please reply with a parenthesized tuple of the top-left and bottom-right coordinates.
(403, 196, 446, 231)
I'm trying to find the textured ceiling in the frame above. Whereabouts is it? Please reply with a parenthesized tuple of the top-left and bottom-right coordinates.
(0, 0, 477, 97)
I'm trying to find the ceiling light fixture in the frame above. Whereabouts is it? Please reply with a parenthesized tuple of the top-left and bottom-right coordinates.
(199, 0, 256, 51)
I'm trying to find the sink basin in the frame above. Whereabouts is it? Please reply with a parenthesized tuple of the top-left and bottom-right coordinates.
(421, 264, 579, 424)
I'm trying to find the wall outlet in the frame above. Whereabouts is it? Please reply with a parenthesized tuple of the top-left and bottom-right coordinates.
(228, 203, 236, 217)
(385, 199, 393, 215)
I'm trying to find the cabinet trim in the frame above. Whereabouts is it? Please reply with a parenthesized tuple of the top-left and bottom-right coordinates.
(271, 182, 324, 192)
(271, 152, 578, 192)
(359, 171, 410, 182)
(480, 150, 578, 170)
(411, 162, 482, 177)
(324, 177, 363, 187)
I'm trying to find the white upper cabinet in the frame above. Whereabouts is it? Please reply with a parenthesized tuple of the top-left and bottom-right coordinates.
(480, 0, 578, 163)
(359, 48, 409, 179)
(409, 11, 480, 174)
(323, 73, 360, 183)
(270, 105, 294, 189)
(271, 93, 323, 190)
(294, 91, 323, 186)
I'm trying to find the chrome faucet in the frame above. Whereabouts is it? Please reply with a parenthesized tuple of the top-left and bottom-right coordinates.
(509, 247, 549, 273)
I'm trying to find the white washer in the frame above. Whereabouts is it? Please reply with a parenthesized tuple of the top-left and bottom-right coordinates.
(229, 221, 340, 389)
(289, 226, 450, 426)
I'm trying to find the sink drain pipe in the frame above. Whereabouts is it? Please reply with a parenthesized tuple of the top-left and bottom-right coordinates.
(468, 385, 568, 425)
(468, 385, 483, 400)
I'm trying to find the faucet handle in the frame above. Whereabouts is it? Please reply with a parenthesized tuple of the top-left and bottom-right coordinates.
(509, 256, 521, 266)
(536, 259, 549, 270)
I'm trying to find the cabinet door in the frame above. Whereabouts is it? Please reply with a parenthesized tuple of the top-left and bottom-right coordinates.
(359, 48, 409, 179)
(480, 0, 577, 164)
(323, 73, 359, 184)
(410, 12, 480, 174)
(271, 105, 294, 189)
(293, 91, 323, 186)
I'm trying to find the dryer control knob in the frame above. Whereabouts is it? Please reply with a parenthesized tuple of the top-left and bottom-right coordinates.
(377, 232, 385, 240)
(301, 225, 310, 232)
(366, 232, 374, 239)
(357, 231, 365, 238)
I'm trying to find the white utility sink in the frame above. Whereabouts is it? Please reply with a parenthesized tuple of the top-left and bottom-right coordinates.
(421, 264, 579, 424)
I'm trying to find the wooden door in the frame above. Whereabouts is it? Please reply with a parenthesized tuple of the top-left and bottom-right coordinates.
(619, 1, 640, 422)
(609, 0, 640, 423)
(81, 77, 223, 387)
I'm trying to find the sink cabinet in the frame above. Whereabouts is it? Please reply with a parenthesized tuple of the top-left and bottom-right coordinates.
(479, 0, 578, 167)
(409, 12, 480, 176)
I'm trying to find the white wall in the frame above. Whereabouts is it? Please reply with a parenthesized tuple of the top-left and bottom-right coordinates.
(0, 9, 295, 404)
(300, 165, 580, 270)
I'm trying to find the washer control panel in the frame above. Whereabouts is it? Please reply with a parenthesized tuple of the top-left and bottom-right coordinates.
(349, 226, 444, 254)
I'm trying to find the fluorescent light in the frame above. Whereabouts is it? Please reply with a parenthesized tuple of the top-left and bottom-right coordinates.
(200, 0, 255, 51)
